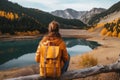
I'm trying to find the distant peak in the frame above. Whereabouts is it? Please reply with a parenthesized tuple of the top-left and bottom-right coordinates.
(65, 8, 78, 11)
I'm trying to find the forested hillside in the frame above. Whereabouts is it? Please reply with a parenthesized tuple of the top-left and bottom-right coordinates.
(0, 0, 86, 35)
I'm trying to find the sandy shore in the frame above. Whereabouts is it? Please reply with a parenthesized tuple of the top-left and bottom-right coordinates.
(0, 29, 120, 80)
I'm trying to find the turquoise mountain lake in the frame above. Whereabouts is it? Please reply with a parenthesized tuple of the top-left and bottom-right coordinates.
(0, 37, 100, 70)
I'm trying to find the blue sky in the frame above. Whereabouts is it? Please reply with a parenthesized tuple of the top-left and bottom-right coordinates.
(9, 0, 120, 12)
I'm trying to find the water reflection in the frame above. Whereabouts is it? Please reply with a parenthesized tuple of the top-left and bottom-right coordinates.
(64, 38, 100, 49)
(67, 45, 92, 56)
(0, 53, 36, 69)
(0, 39, 40, 65)
(0, 38, 100, 70)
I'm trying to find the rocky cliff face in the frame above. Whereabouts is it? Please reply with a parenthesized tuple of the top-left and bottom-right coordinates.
(79, 8, 106, 24)
(51, 8, 106, 24)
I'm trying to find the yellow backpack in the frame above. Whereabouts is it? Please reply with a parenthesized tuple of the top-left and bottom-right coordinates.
(40, 45, 62, 78)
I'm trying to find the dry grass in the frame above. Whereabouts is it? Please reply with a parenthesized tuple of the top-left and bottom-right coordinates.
(79, 54, 98, 68)
(0, 65, 39, 80)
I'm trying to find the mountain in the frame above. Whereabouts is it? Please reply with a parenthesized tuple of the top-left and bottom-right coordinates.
(51, 8, 106, 24)
(88, 1, 120, 38)
(51, 8, 86, 19)
(88, 1, 120, 25)
(79, 8, 106, 24)
(0, 0, 86, 35)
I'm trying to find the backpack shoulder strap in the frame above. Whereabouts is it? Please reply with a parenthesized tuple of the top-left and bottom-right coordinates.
(44, 46, 48, 77)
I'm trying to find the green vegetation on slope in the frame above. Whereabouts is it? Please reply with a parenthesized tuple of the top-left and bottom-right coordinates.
(0, 0, 86, 35)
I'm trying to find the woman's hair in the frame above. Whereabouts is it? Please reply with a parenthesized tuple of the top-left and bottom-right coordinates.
(48, 20, 59, 33)
(47, 20, 61, 38)
(41, 21, 62, 43)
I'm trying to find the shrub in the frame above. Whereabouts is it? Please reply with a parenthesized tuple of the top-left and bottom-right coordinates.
(80, 54, 98, 68)
(112, 30, 118, 37)
(100, 28, 108, 35)
(105, 31, 112, 36)
(15, 30, 40, 36)
(88, 27, 95, 32)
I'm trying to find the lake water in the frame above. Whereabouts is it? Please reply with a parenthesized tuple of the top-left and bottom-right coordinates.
(0, 37, 100, 70)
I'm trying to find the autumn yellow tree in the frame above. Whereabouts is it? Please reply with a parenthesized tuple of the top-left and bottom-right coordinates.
(112, 30, 118, 37)
(105, 31, 112, 36)
(100, 28, 108, 35)
(0, 11, 5, 17)
(0, 11, 19, 20)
